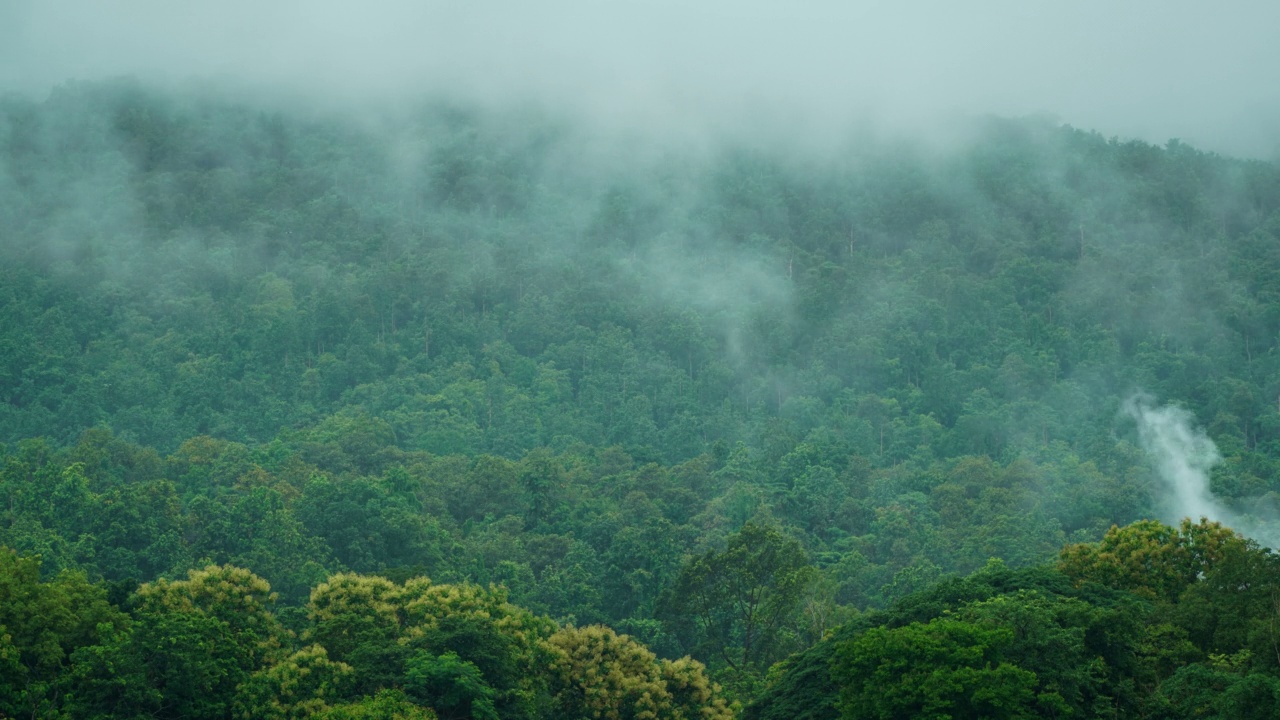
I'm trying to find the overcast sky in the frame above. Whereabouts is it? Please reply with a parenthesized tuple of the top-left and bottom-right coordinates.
(2, 1, 1278, 157)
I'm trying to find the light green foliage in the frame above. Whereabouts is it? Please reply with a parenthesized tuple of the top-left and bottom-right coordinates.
(1057, 518, 1247, 601)
(543, 624, 733, 720)
(126, 565, 289, 720)
(308, 573, 409, 660)
(233, 645, 355, 720)
(311, 689, 437, 720)
(306, 573, 421, 694)
(308, 573, 555, 718)
(135, 564, 287, 658)
(1059, 519, 1280, 661)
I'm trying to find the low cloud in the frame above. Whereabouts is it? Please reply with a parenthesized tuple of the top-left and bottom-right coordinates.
(2, 1, 1279, 157)
(1125, 395, 1280, 547)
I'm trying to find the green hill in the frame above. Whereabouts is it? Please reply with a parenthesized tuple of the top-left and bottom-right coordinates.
(2, 79, 1280, 715)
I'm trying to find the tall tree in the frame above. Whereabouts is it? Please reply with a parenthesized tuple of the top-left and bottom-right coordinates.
(662, 522, 815, 671)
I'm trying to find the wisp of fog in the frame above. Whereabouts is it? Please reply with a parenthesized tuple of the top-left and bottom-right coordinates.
(1126, 395, 1279, 547)
(1125, 396, 1226, 522)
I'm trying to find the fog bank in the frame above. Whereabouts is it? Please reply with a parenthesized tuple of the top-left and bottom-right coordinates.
(2, 1, 1279, 157)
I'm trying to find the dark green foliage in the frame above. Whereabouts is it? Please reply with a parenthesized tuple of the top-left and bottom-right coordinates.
(834, 619, 1039, 720)
(61, 622, 159, 720)
(661, 522, 816, 672)
(1154, 663, 1280, 720)
(754, 524, 1280, 719)
(404, 651, 499, 720)
(747, 560, 1148, 720)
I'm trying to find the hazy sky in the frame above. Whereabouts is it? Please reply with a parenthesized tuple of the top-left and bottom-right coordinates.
(3, 1, 1279, 157)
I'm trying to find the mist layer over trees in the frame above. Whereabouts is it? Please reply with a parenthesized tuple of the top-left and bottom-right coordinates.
(2, 76, 1280, 717)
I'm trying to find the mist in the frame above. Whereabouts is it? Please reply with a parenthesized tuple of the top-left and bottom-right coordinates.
(1125, 396, 1280, 548)
(3, 1, 1280, 158)
(1124, 396, 1227, 522)
(2, 7, 1280, 691)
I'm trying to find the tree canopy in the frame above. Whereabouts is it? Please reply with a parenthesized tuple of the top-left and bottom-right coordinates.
(2, 79, 1280, 715)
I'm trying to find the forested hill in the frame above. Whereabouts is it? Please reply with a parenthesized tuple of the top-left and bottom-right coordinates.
(3, 79, 1280, 716)
(6, 80, 1280, 467)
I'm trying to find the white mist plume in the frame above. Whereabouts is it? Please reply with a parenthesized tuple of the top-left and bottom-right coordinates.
(1123, 396, 1229, 527)
(1116, 394, 1280, 551)
(1124, 395, 1280, 548)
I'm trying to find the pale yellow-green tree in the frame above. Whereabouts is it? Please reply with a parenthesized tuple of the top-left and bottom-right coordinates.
(399, 581, 557, 720)
(311, 689, 437, 719)
(233, 644, 354, 720)
(307, 573, 556, 719)
(659, 655, 736, 720)
(543, 624, 733, 720)
(307, 573, 419, 661)
(1058, 518, 1248, 602)
(129, 564, 290, 719)
(136, 563, 288, 660)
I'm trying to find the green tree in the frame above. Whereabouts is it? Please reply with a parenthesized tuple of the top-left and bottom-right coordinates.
(1155, 663, 1280, 720)
(404, 650, 499, 720)
(0, 547, 126, 719)
(312, 689, 437, 720)
(832, 619, 1039, 720)
(127, 565, 289, 720)
(543, 624, 733, 720)
(233, 645, 355, 720)
(307, 573, 419, 692)
(663, 522, 815, 671)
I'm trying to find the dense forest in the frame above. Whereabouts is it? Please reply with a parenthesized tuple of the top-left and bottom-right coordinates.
(3, 79, 1280, 717)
